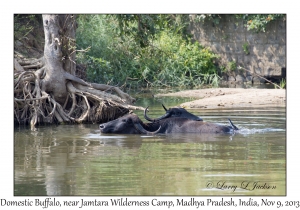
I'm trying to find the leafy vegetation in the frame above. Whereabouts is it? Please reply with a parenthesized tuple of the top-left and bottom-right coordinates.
(76, 15, 220, 88)
(14, 15, 40, 41)
(275, 78, 286, 89)
(236, 14, 285, 32)
(242, 43, 250, 55)
(15, 14, 285, 90)
(194, 14, 285, 33)
(193, 14, 222, 26)
(227, 61, 237, 71)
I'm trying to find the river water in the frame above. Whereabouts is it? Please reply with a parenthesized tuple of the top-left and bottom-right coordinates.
(14, 94, 286, 196)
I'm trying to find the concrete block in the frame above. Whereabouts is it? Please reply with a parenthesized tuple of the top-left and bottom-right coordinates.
(220, 33, 231, 42)
(252, 45, 264, 57)
(233, 43, 243, 54)
(266, 66, 282, 76)
(254, 66, 263, 75)
(277, 56, 286, 67)
(246, 32, 268, 45)
(225, 44, 232, 53)
(236, 74, 246, 82)
(257, 33, 268, 44)
(243, 56, 252, 66)
(245, 33, 254, 44)
(209, 33, 219, 42)
(265, 44, 277, 56)
(246, 75, 253, 82)
(228, 76, 236, 81)
(278, 19, 286, 30)
(235, 83, 246, 88)
(237, 55, 244, 63)
(277, 45, 286, 57)
(278, 35, 286, 45)
(270, 56, 284, 68)
(228, 83, 236, 87)
(253, 76, 265, 84)
(233, 21, 244, 32)
(266, 32, 278, 44)
(233, 33, 245, 42)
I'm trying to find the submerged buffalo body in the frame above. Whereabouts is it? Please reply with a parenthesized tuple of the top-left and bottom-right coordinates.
(144, 104, 203, 122)
(99, 114, 238, 135)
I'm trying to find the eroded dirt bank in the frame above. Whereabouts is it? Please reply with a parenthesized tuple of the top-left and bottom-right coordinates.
(155, 88, 286, 109)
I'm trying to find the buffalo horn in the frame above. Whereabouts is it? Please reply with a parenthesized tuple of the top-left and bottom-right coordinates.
(144, 106, 171, 122)
(134, 123, 161, 135)
(228, 118, 239, 130)
(162, 104, 168, 111)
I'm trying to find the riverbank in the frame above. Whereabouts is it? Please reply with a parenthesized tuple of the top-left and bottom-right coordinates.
(155, 88, 286, 109)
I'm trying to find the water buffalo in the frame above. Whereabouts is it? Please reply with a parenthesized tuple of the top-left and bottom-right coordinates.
(99, 114, 161, 135)
(144, 104, 203, 122)
(99, 114, 238, 135)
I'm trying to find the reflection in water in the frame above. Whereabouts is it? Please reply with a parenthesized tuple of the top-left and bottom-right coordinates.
(14, 104, 286, 196)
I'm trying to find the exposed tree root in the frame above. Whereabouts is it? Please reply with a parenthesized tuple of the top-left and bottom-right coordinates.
(14, 14, 144, 130)
(14, 54, 145, 130)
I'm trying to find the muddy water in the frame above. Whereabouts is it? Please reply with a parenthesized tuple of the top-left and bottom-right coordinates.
(14, 96, 286, 196)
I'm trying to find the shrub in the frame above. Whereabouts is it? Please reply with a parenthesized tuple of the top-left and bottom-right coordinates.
(235, 14, 285, 32)
(76, 15, 220, 88)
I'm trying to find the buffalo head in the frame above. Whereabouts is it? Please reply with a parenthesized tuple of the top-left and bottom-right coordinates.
(99, 114, 161, 135)
(144, 104, 203, 122)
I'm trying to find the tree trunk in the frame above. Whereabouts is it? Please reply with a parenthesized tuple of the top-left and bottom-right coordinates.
(42, 15, 69, 104)
(14, 14, 144, 130)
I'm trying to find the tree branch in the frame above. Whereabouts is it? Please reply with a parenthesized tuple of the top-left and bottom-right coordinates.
(238, 66, 282, 89)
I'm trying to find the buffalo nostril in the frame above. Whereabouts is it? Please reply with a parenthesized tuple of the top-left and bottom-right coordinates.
(99, 124, 105, 129)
